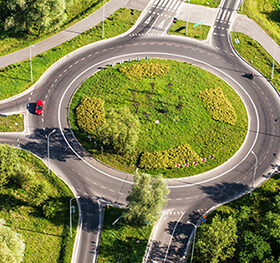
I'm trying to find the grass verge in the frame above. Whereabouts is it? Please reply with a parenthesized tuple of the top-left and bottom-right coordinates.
(0, 0, 103, 56)
(239, 0, 280, 46)
(97, 207, 152, 262)
(231, 32, 280, 91)
(169, 20, 210, 40)
(194, 173, 280, 262)
(69, 59, 248, 178)
(190, 0, 220, 8)
(0, 8, 140, 100)
(0, 145, 78, 263)
(0, 113, 24, 132)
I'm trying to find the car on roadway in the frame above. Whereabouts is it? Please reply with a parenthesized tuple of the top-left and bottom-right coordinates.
(35, 100, 44, 115)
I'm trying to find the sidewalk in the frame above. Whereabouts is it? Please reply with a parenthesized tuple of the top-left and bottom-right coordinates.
(0, 0, 279, 69)
(0, 0, 149, 69)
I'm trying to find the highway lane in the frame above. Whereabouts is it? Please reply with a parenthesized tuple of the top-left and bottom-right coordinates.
(1, 0, 280, 261)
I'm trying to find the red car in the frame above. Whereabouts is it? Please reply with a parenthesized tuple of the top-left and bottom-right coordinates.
(35, 100, 44, 115)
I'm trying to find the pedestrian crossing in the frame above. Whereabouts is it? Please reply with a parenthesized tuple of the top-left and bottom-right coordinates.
(216, 8, 233, 24)
(149, 0, 184, 13)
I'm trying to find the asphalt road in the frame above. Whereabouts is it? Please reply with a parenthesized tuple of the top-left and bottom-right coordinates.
(1, 0, 280, 262)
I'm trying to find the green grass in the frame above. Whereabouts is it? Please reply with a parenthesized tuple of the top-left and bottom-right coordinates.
(0, 146, 78, 263)
(169, 20, 210, 40)
(231, 32, 280, 91)
(0, 113, 24, 132)
(239, 0, 280, 46)
(97, 207, 152, 263)
(190, 0, 220, 8)
(0, 8, 140, 100)
(194, 173, 280, 262)
(0, 0, 103, 56)
(69, 59, 248, 178)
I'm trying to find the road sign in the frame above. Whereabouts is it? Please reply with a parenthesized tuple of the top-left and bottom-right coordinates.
(209, 154, 214, 159)
(184, 162, 189, 167)
(202, 158, 206, 163)
(173, 17, 177, 23)
(193, 21, 203, 28)
(193, 161, 198, 166)
(175, 164, 180, 168)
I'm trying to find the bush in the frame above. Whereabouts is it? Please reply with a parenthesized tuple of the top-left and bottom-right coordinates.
(119, 62, 170, 80)
(199, 87, 237, 125)
(76, 96, 105, 134)
(0, 219, 25, 263)
(95, 107, 140, 154)
(139, 144, 200, 169)
(42, 200, 59, 219)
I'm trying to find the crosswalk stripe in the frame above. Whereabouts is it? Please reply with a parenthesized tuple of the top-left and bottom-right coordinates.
(173, 0, 181, 11)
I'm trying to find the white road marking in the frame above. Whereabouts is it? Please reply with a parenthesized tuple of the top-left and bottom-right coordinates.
(28, 97, 31, 101)
(55, 79, 57, 82)
(173, 0, 181, 11)
(41, 119, 44, 123)
(158, 19, 165, 28)
(51, 84, 54, 88)
(64, 69, 67, 73)
(145, 17, 151, 24)
(45, 95, 48, 99)
(145, 15, 161, 35)
(74, 61, 79, 64)
(31, 92, 33, 95)
(88, 54, 92, 57)
(81, 57, 85, 61)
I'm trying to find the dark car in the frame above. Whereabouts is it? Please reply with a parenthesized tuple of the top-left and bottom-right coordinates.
(248, 72, 254, 79)
(35, 100, 44, 115)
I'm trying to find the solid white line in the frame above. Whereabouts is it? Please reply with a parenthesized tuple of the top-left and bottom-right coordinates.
(92, 200, 102, 263)
(163, 212, 185, 263)
(58, 51, 259, 187)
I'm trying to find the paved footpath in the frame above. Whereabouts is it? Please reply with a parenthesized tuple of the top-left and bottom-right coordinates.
(0, 1, 279, 68)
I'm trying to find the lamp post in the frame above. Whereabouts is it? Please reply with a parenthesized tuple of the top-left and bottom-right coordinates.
(30, 45, 35, 83)
(250, 151, 258, 196)
(187, 221, 197, 263)
(102, 0, 106, 38)
(47, 129, 56, 174)
(70, 196, 80, 237)
(186, 0, 190, 36)
(271, 40, 276, 80)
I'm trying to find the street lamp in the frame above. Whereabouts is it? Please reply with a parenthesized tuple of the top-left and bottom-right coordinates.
(186, 0, 190, 36)
(250, 151, 258, 196)
(187, 221, 197, 263)
(271, 40, 276, 80)
(47, 129, 56, 174)
(70, 196, 80, 237)
(29, 45, 35, 83)
(102, 0, 106, 38)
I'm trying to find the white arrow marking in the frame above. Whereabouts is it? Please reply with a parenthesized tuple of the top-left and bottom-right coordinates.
(145, 17, 151, 24)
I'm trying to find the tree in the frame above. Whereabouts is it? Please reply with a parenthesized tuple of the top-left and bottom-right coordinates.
(76, 96, 106, 134)
(262, 211, 280, 243)
(195, 214, 238, 263)
(124, 173, 169, 225)
(95, 107, 140, 154)
(238, 231, 272, 262)
(2, 0, 67, 35)
(0, 219, 25, 263)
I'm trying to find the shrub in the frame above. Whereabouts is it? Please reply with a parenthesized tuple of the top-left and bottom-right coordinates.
(139, 144, 200, 169)
(199, 87, 237, 125)
(76, 96, 105, 134)
(95, 107, 139, 154)
(119, 62, 170, 80)
(42, 200, 59, 219)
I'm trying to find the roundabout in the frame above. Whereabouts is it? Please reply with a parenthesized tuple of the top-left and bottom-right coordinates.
(1, 0, 280, 262)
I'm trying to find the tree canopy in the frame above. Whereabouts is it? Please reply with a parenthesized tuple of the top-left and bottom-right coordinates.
(124, 172, 169, 225)
(1, 0, 67, 35)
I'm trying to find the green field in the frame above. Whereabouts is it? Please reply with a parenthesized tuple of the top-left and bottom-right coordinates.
(0, 8, 140, 100)
(194, 173, 280, 262)
(0, 145, 78, 263)
(169, 20, 211, 40)
(97, 207, 152, 262)
(0, 114, 24, 132)
(231, 32, 280, 91)
(191, 0, 220, 8)
(0, 0, 103, 56)
(69, 59, 248, 178)
(240, 0, 280, 46)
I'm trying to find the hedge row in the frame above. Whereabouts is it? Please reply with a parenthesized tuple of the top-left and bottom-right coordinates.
(119, 62, 170, 80)
(199, 87, 237, 125)
(139, 144, 200, 169)
(76, 96, 105, 134)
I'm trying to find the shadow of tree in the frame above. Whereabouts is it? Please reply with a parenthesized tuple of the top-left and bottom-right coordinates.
(148, 240, 177, 263)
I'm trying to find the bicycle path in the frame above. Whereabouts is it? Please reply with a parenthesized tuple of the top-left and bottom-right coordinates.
(0, 0, 279, 68)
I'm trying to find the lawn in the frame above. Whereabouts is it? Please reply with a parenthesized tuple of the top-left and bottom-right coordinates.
(194, 173, 280, 262)
(69, 59, 248, 178)
(239, 0, 280, 46)
(0, 0, 104, 56)
(231, 32, 280, 91)
(0, 113, 24, 132)
(97, 207, 152, 263)
(169, 20, 210, 40)
(0, 8, 140, 100)
(0, 145, 78, 263)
